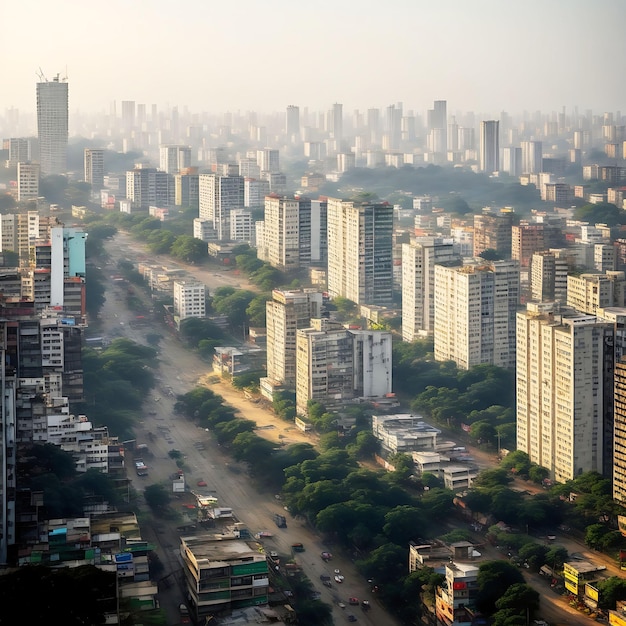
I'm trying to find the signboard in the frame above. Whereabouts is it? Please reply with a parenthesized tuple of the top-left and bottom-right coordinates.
(618, 515, 626, 537)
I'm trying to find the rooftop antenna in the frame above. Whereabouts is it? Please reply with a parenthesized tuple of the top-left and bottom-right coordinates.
(36, 67, 47, 82)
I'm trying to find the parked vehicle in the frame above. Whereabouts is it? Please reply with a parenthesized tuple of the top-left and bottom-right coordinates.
(291, 543, 304, 552)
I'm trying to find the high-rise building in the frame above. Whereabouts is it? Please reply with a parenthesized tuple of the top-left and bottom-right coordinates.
(265, 289, 323, 388)
(198, 173, 244, 241)
(286, 105, 300, 138)
(17, 162, 40, 202)
(530, 250, 571, 303)
(84, 149, 104, 190)
(516, 303, 610, 483)
(174, 169, 199, 210)
(121, 100, 135, 133)
(6, 138, 32, 167)
(327, 198, 393, 306)
(36, 73, 68, 176)
(401, 237, 460, 341)
(430, 100, 447, 152)
(159, 145, 191, 175)
(567, 272, 626, 315)
(295, 318, 392, 414)
(511, 222, 545, 268)
(521, 140, 543, 174)
(258, 196, 312, 271)
(479, 120, 499, 173)
(502, 146, 522, 176)
(126, 165, 173, 210)
(434, 259, 520, 370)
(256, 148, 280, 174)
(472, 208, 515, 257)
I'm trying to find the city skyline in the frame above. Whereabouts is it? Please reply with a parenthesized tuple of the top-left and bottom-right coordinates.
(1, 0, 625, 117)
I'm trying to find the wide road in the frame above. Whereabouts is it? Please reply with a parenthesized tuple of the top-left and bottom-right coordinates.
(98, 232, 401, 626)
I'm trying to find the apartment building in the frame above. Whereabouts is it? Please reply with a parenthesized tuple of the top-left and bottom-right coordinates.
(434, 259, 520, 370)
(173, 280, 206, 325)
(516, 303, 610, 483)
(17, 162, 40, 202)
(472, 208, 514, 257)
(511, 222, 545, 268)
(327, 198, 393, 306)
(401, 237, 460, 341)
(265, 289, 323, 388)
(295, 319, 392, 414)
(530, 250, 571, 303)
(179, 529, 269, 622)
(566, 272, 626, 315)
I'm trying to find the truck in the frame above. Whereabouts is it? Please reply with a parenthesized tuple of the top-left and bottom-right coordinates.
(273, 513, 287, 528)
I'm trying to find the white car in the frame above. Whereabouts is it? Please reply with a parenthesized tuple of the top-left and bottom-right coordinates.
(334, 568, 341, 574)
(334, 574, 344, 583)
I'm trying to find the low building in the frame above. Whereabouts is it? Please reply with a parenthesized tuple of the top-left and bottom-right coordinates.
(372, 414, 441, 455)
(435, 561, 483, 626)
(179, 529, 270, 622)
(562, 560, 607, 597)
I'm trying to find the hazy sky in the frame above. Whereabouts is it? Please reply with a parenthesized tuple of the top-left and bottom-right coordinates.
(2, 0, 625, 118)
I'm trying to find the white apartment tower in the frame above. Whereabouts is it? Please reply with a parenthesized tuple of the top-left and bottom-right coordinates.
(402, 237, 460, 341)
(173, 280, 206, 323)
(266, 289, 323, 388)
(327, 198, 393, 307)
(36, 73, 69, 176)
(434, 259, 520, 369)
(258, 196, 312, 271)
(198, 173, 244, 241)
(516, 303, 609, 483)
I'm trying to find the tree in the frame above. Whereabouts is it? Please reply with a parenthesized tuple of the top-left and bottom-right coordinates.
(383, 505, 427, 545)
(494, 582, 540, 618)
(476, 560, 525, 614)
(170, 235, 208, 262)
(574, 202, 626, 227)
(597, 576, 626, 610)
(144, 484, 171, 511)
(0, 565, 116, 625)
(478, 248, 503, 261)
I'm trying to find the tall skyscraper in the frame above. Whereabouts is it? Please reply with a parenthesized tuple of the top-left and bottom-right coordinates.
(160, 145, 191, 175)
(479, 120, 499, 173)
(36, 73, 68, 176)
(327, 198, 393, 306)
(402, 237, 459, 341)
(430, 100, 448, 152)
(84, 149, 104, 190)
(434, 259, 520, 370)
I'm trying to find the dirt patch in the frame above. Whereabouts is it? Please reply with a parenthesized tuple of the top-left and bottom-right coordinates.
(198, 375, 317, 447)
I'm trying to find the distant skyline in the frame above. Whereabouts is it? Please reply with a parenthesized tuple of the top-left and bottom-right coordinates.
(2, 0, 625, 119)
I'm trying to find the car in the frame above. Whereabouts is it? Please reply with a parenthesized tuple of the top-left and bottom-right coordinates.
(196, 480, 207, 487)
(361, 600, 370, 611)
(334, 574, 344, 583)
(320, 574, 331, 581)
(321, 551, 332, 561)
(323, 580, 332, 588)
(348, 597, 359, 605)
(348, 615, 357, 622)
(334, 568, 341, 574)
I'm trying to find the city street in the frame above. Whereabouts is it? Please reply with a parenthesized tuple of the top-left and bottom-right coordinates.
(97, 232, 401, 625)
